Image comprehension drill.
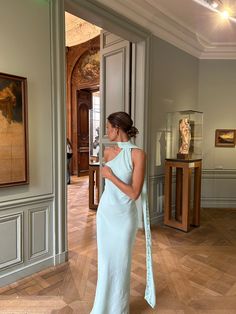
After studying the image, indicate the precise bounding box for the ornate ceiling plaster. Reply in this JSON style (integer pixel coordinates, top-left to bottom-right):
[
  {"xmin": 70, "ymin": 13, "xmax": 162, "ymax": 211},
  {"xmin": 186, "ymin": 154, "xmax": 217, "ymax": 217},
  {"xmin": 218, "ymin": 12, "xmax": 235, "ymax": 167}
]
[{"xmin": 65, "ymin": 12, "xmax": 101, "ymax": 47}]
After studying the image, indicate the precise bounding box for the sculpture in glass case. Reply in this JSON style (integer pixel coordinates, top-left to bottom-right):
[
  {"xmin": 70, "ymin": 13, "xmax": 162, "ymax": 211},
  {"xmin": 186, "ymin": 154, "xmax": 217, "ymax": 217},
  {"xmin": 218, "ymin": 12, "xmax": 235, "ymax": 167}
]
[
  {"xmin": 166, "ymin": 110, "xmax": 203, "ymax": 161},
  {"xmin": 178, "ymin": 118, "xmax": 191, "ymax": 156}
]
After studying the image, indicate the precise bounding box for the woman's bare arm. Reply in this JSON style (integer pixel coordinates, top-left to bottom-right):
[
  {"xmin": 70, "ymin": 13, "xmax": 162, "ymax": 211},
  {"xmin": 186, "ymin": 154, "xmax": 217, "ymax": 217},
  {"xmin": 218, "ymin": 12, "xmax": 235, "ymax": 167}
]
[{"xmin": 101, "ymin": 148, "xmax": 146, "ymax": 200}]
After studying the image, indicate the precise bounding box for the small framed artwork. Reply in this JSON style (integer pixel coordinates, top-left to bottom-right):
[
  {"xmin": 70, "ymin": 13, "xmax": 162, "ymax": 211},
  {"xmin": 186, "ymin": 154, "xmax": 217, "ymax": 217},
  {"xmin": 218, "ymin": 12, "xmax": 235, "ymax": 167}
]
[
  {"xmin": 215, "ymin": 129, "xmax": 236, "ymax": 147},
  {"xmin": 0, "ymin": 72, "xmax": 28, "ymax": 187}
]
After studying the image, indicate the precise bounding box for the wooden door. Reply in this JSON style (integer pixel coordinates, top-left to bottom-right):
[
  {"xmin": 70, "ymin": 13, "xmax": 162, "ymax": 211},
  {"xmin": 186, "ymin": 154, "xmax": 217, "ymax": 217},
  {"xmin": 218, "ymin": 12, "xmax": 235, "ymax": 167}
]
[{"xmin": 77, "ymin": 89, "xmax": 92, "ymax": 176}]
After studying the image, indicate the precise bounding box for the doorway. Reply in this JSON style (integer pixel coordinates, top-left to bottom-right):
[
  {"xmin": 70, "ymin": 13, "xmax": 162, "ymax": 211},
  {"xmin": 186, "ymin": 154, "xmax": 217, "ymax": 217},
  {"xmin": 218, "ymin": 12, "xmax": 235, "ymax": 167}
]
[
  {"xmin": 51, "ymin": 0, "xmax": 151, "ymax": 262},
  {"xmin": 65, "ymin": 13, "xmax": 137, "ymax": 245}
]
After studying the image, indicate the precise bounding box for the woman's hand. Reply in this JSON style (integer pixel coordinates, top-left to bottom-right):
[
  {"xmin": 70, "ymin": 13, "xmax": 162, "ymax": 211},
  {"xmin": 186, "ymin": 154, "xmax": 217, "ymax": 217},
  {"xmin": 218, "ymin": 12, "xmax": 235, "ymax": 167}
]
[{"xmin": 101, "ymin": 165, "xmax": 113, "ymax": 180}]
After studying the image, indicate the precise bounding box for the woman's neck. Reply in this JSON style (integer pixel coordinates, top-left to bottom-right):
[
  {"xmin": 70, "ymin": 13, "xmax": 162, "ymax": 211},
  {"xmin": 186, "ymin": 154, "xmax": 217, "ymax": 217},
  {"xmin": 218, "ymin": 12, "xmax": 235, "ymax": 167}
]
[{"xmin": 115, "ymin": 134, "xmax": 129, "ymax": 142}]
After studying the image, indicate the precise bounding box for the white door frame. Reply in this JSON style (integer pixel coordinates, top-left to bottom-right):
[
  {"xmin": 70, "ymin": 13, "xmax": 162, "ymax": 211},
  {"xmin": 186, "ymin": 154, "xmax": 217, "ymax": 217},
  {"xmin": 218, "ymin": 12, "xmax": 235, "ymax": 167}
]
[{"xmin": 50, "ymin": 0, "xmax": 151, "ymax": 262}]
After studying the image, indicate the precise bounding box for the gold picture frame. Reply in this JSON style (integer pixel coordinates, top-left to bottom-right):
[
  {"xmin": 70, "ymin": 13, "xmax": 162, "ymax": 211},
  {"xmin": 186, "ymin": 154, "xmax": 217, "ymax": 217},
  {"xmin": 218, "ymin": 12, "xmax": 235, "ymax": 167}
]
[
  {"xmin": 215, "ymin": 129, "xmax": 235, "ymax": 147},
  {"xmin": 0, "ymin": 72, "xmax": 28, "ymax": 187}
]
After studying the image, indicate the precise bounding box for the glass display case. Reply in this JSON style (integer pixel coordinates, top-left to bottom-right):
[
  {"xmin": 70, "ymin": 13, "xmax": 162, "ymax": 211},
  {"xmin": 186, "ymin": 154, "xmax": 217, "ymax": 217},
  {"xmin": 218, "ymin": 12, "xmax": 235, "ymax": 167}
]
[{"xmin": 166, "ymin": 110, "xmax": 203, "ymax": 160}]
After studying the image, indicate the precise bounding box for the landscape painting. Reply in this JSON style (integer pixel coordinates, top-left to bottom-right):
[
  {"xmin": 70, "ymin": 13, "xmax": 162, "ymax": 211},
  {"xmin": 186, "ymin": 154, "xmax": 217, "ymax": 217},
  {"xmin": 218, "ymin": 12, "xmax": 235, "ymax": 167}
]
[
  {"xmin": 215, "ymin": 129, "xmax": 235, "ymax": 147},
  {"xmin": 0, "ymin": 72, "xmax": 28, "ymax": 187}
]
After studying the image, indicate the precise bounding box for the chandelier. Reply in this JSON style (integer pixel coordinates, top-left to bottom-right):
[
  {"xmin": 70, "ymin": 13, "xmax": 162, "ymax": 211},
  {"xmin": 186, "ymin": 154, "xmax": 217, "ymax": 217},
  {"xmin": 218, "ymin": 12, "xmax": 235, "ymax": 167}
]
[{"xmin": 194, "ymin": 0, "xmax": 236, "ymax": 21}]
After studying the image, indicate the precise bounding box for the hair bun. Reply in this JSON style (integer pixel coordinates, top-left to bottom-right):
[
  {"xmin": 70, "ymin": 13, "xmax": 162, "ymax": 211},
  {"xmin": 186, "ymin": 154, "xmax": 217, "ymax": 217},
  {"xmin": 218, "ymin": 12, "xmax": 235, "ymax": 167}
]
[
  {"xmin": 107, "ymin": 111, "xmax": 139, "ymax": 138},
  {"xmin": 127, "ymin": 126, "xmax": 139, "ymax": 138}
]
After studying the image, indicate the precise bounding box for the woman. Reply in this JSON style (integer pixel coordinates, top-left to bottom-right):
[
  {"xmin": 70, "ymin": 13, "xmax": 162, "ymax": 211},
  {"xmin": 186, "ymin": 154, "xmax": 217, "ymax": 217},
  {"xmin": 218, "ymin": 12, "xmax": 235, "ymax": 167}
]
[
  {"xmin": 66, "ymin": 138, "xmax": 73, "ymax": 184},
  {"xmin": 90, "ymin": 111, "xmax": 156, "ymax": 314}
]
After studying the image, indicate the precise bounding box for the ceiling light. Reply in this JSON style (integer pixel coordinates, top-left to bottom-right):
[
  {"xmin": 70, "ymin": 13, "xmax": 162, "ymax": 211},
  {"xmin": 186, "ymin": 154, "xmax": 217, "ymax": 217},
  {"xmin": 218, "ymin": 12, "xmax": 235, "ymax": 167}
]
[
  {"xmin": 211, "ymin": 1, "xmax": 219, "ymax": 8},
  {"xmin": 221, "ymin": 9, "xmax": 230, "ymax": 19},
  {"xmin": 193, "ymin": 0, "xmax": 236, "ymax": 22}
]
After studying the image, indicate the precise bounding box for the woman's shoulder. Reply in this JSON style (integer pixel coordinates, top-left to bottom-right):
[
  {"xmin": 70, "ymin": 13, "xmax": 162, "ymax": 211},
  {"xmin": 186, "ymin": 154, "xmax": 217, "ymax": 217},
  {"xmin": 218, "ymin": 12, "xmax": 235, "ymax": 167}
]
[
  {"xmin": 104, "ymin": 147, "xmax": 110, "ymax": 160},
  {"xmin": 131, "ymin": 147, "xmax": 146, "ymax": 161}
]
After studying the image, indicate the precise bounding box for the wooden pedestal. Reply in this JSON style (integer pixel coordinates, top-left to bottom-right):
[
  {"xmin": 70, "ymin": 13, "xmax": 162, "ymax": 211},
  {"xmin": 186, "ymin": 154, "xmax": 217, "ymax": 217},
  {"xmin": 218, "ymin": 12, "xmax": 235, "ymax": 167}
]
[
  {"xmin": 89, "ymin": 163, "xmax": 100, "ymax": 210},
  {"xmin": 164, "ymin": 159, "xmax": 202, "ymax": 232}
]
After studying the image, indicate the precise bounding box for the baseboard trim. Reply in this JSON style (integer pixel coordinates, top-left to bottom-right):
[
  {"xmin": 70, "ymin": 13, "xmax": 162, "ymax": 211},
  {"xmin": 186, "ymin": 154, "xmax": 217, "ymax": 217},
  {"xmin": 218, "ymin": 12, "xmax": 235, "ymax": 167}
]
[
  {"xmin": 151, "ymin": 214, "xmax": 163, "ymax": 225},
  {"xmin": 54, "ymin": 251, "xmax": 68, "ymax": 264},
  {"xmin": 0, "ymin": 251, "xmax": 68, "ymax": 288},
  {"xmin": 0, "ymin": 256, "xmax": 55, "ymax": 287}
]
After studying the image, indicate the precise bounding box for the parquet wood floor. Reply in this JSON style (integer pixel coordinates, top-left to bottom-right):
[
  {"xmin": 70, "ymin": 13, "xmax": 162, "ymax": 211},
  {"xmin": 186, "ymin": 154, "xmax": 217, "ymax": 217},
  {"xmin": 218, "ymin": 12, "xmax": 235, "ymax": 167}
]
[{"xmin": 0, "ymin": 176, "xmax": 236, "ymax": 313}]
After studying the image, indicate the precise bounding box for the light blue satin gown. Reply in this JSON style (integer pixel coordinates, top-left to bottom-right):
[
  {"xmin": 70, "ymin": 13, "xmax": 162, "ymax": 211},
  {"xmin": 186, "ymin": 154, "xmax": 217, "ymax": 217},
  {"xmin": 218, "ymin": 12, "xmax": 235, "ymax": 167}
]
[{"xmin": 90, "ymin": 141, "xmax": 156, "ymax": 314}]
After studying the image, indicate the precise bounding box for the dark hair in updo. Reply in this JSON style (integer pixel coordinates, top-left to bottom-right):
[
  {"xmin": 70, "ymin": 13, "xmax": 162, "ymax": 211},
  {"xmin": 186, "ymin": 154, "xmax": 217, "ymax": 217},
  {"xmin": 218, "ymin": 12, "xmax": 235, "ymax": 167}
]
[{"xmin": 107, "ymin": 111, "xmax": 139, "ymax": 138}]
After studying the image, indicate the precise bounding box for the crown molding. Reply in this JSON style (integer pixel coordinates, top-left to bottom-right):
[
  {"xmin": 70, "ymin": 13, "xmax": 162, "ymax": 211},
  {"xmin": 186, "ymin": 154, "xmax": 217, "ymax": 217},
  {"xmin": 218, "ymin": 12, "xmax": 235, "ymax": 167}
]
[{"xmin": 96, "ymin": 0, "xmax": 236, "ymax": 59}]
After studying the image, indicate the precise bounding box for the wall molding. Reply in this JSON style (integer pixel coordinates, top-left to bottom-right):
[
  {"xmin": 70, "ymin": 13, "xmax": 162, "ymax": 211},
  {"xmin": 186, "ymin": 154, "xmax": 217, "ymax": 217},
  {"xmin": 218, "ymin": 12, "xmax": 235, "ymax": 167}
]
[
  {"xmin": 50, "ymin": 0, "xmax": 67, "ymax": 257},
  {"xmin": 202, "ymin": 168, "xmax": 236, "ymax": 208},
  {"xmin": 201, "ymin": 197, "xmax": 236, "ymax": 208},
  {"xmin": 96, "ymin": 0, "xmax": 236, "ymax": 59},
  {"xmin": 202, "ymin": 169, "xmax": 236, "ymax": 179},
  {"xmin": 149, "ymin": 174, "xmax": 165, "ymax": 225},
  {"xmin": 0, "ymin": 194, "xmax": 54, "ymax": 211},
  {"xmin": 0, "ymin": 212, "xmax": 23, "ymax": 271},
  {"xmin": 29, "ymin": 207, "xmax": 50, "ymax": 260}
]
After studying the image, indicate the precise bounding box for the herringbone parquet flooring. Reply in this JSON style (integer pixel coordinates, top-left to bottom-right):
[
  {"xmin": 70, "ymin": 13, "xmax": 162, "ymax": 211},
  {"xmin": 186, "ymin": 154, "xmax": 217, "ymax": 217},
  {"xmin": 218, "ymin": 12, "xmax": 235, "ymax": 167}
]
[{"xmin": 0, "ymin": 176, "xmax": 236, "ymax": 313}]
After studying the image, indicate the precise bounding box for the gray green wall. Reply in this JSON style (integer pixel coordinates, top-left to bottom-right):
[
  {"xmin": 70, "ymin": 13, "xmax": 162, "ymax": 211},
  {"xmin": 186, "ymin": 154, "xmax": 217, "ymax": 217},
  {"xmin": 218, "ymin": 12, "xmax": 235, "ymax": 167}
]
[
  {"xmin": 198, "ymin": 60, "xmax": 236, "ymax": 208},
  {"xmin": 198, "ymin": 60, "xmax": 236, "ymax": 169},
  {"xmin": 148, "ymin": 38, "xmax": 236, "ymax": 223},
  {"xmin": 148, "ymin": 36, "xmax": 199, "ymax": 223},
  {"xmin": 0, "ymin": 0, "xmax": 57, "ymax": 286}
]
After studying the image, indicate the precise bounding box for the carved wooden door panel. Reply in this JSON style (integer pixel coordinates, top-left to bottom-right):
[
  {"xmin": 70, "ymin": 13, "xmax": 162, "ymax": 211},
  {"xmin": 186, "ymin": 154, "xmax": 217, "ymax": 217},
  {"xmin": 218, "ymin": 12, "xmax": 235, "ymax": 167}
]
[{"xmin": 77, "ymin": 89, "xmax": 92, "ymax": 176}]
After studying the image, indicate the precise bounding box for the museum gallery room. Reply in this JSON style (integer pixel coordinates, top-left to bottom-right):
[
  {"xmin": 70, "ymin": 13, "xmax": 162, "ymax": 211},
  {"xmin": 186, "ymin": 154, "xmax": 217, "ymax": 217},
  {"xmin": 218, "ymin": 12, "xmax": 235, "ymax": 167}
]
[{"xmin": 0, "ymin": 0, "xmax": 236, "ymax": 313}]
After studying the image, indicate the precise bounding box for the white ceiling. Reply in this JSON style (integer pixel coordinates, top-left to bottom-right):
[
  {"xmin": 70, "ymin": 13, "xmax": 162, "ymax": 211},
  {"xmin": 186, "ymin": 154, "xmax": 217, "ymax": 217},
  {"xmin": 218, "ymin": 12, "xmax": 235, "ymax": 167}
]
[
  {"xmin": 145, "ymin": 0, "xmax": 236, "ymax": 43},
  {"xmin": 95, "ymin": 0, "xmax": 236, "ymax": 59}
]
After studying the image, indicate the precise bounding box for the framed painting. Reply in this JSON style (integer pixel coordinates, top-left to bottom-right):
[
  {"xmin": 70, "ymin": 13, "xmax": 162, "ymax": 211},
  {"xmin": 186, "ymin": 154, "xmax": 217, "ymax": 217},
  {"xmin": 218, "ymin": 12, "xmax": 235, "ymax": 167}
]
[
  {"xmin": 215, "ymin": 129, "xmax": 236, "ymax": 147},
  {"xmin": 0, "ymin": 72, "xmax": 28, "ymax": 187}
]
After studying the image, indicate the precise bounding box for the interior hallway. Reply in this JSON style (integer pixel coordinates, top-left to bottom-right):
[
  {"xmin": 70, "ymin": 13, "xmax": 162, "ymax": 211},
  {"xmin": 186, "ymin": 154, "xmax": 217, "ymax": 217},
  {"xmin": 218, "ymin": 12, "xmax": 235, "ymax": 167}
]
[{"xmin": 0, "ymin": 177, "xmax": 236, "ymax": 313}]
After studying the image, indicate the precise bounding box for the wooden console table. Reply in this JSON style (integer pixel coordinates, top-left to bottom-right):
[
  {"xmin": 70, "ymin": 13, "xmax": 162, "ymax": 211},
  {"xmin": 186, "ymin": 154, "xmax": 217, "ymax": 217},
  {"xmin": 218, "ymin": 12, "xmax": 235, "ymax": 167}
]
[
  {"xmin": 89, "ymin": 163, "xmax": 100, "ymax": 210},
  {"xmin": 164, "ymin": 159, "xmax": 202, "ymax": 232}
]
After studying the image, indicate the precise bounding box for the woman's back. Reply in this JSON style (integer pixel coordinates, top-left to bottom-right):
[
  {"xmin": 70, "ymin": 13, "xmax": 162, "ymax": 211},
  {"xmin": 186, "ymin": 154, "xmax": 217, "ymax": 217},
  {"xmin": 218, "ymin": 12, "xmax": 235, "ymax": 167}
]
[{"xmin": 101, "ymin": 145, "xmax": 136, "ymax": 208}]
